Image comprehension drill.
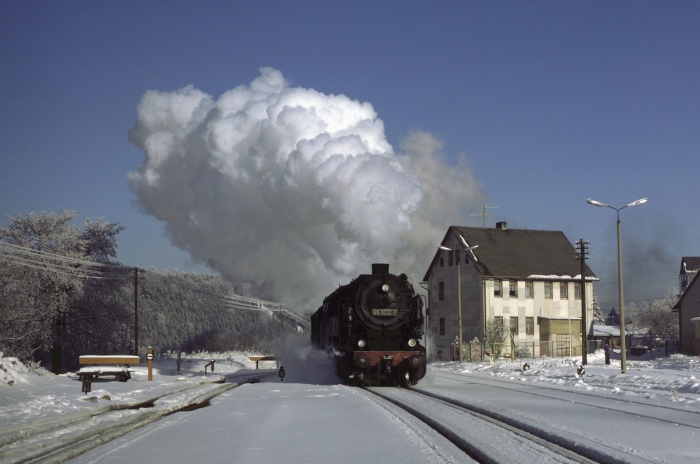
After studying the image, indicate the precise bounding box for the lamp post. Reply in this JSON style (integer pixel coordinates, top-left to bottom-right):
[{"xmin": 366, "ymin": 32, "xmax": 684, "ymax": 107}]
[
  {"xmin": 586, "ymin": 197, "xmax": 648, "ymax": 373},
  {"xmin": 438, "ymin": 243, "xmax": 478, "ymax": 363}
]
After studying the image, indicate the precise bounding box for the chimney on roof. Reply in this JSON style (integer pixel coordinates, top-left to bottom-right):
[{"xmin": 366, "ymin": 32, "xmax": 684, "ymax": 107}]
[{"xmin": 496, "ymin": 221, "xmax": 508, "ymax": 230}]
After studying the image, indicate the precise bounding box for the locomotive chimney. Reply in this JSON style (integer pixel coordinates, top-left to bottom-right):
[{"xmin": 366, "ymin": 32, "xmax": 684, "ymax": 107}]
[{"xmin": 372, "ymin": 263, "xmax": 389, "ymax": 274}]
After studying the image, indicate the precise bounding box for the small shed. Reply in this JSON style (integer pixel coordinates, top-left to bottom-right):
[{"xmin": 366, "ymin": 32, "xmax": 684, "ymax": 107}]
[{"xmin": 591, "ymin": 324, "xmax": 623, "ymax": 349}]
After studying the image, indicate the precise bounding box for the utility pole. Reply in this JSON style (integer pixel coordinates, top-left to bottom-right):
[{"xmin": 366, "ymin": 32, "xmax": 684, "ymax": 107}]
[
  {"xmin": 134, "ymin": 267, "xmax": 139, "ymax": 357},
  {"xmin": 576, "ymin": 240, "xmax": 589, "ymax": 365}
]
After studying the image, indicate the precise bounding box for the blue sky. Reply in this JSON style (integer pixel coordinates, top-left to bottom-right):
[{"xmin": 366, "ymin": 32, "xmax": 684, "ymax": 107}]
[{"xmin": 1, "ymin": 1, "xmax": 698, "ymax": 311}]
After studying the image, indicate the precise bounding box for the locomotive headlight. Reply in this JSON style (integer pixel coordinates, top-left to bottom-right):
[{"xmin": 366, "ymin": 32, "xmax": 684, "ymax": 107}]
[
  {"xmin": 357, "ymin": 339, "xmax": 367, "ymax": 348},
  {"xmin": 381, "ymin": 283, "xmax": 390, "ymax": 293},
  {"xmin": 408, "ymin": 339, "xmax": 417, "ymax": 348}
]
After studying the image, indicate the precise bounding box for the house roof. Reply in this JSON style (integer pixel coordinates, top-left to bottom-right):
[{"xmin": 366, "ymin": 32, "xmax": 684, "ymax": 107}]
[
  {"xmin": 592, "ymin": 325, "xmax": 623, "ymax": 337},
  {"xmin": 674, "ymin": 265, "xmax": 700, "ymax": 310},
  {"xmin": 424, "ymin": 225, "xmax": 598, "ymax": 281}
]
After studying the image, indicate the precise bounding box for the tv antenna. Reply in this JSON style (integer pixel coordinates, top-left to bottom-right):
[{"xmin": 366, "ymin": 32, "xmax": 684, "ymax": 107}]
[{"xmin": 470, "ymin": 204, "xmax": 498, "ymax": 227}]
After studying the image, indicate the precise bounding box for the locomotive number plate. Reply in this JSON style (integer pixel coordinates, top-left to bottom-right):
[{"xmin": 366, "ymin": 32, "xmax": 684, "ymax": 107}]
[{"xmin": 372, "ymin": 308, "xmax": 397, "ymax": 317}]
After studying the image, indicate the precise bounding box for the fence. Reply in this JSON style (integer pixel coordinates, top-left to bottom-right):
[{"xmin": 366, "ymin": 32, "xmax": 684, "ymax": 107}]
[
  {"xmin": 450, "ymin": 339, "xmax": 693, "ymax": 364},
  {"xmin": 660, "ymin": 340, "xmax": 697, "ymax": 357}
]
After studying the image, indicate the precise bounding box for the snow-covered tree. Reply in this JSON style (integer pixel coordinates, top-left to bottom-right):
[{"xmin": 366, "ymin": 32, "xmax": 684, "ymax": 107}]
[
  {"xmin": 0, "ymin": 210, "xmax": 125, "ymax": 372},
  {"xmin": 631, "ymin": 288, "xmax": 679, "ymax": 341},
  {"xmin": 592, "ymin": 288, "xmax": 605, "ymax": 324},
  {"xmin": 484, "ymin": 318, "xmax": 509, "ymax": 356}
]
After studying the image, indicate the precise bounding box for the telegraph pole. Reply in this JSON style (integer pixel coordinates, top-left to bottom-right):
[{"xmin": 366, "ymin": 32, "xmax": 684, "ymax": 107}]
[
  {"xmin": 576, "ymin": 240, "xmax": 589, "ymax": 365},
  {"xmin": 134, "ymin": 267, "xmax": 139, "ymax": 357}
]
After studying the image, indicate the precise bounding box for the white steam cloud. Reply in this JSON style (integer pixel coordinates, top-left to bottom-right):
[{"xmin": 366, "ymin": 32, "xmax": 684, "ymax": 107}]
[{"xmin": 128, "ymin": 68, "xmax": 485, "ymax": 310}]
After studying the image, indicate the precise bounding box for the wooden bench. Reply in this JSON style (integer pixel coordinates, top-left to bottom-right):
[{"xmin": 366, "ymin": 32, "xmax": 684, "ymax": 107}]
[
  {"xmin": 249, "ymin": 356, "xmax": 278, "ymax": 369},
  {"xmin": 78, "ymin": 355, "xmax": 140, "ymax": 383}
]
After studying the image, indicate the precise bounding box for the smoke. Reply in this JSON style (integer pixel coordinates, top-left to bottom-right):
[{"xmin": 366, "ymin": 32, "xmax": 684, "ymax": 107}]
[
  {"xmin": 593, "ymin": 213, "xmax": 683, "ymax": 311},
  {"xmin": 275, "ymin": 334, "xmax": 342, "ymax": 385},
  {"xmin": 128, "ymin": 68, "xmax": 485, "ymax": 310}
]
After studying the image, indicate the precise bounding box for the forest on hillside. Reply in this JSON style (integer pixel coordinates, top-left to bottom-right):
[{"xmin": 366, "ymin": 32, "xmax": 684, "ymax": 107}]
[{"xmin": 0, "ymin": 210, "xmax": 299, "ymax": 374}]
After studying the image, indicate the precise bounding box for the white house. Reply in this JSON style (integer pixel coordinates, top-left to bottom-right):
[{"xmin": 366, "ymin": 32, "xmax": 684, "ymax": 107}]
[{"xmin": 423, "ymin": 222, "xmax": 597, "ymax": 360}]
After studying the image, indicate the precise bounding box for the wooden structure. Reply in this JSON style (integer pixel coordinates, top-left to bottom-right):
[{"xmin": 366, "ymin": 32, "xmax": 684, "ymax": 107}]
[
  {"xmin": 249, "ymin": 356, "xmax": 278, "ymax": 369},
  {"xmin": 78, "ymin": 355, "xmax": 140, "ymax": 383}
]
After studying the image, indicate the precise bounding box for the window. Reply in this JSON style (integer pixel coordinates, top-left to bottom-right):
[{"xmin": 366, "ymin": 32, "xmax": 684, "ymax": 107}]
[
  {"xmin": 440, "ymin": 257, "xmax": 444, "ymax": 267},
  {"xmin": 439, "ymin": 317, "xmax": 445, "ymax": 336},
  {"xmin": 455, "ymin": 250, "xmax": 460, "ymax": 265},
  {"xmin": 526, "ymin": 317, "xmax": 534, "ymax": 335},
  {"xmin": 574, "ymin": 282, "xmax": 581, "ymax": 299},
  {"xmin": 509, "ymin": 281, "xmax": 517, "ymax": 297},
  {"xmin": 494, "ymin": 279, "xmax": 502, "ymax": 297},
  {"xmin": 510, "ymin": 316, "xmax": 518, "ymax": 335},
  {"xmin": 525, "ymin": 281, "xmax": 533, "ymax": 298},
  {"xmin": 544, "ymin": 281, "xmax": 553, "ymax": 299},
  {"xmin": 438, "ymin": 282, "xmax": 445, "ymax": 301},
  {"xmin": 494, "ymin": 316, "xmax": 504, "ymax": 333},
  {"xmin": 448, "ymin": 250, "xmax": 453, "ymax": 266},
  {"xmin": 560, "ymin": 282, "xmax": 568, "ymax": 299}
]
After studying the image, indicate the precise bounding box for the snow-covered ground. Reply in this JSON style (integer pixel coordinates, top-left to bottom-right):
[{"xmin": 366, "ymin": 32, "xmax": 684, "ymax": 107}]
[
  {"xmin": 1, "ymin": 348, "xmax": 699, "ymax": 463},
  {"xmin": 0, "ymin": 351, "xmax": 267, "ymax": 428},
  {"xmin": 428, "ymin": 352, "xmax": 700, "ymax": 463},
  {"xmin": 435, "ymin": 349, "xmax": 700, "ymax": 406}
]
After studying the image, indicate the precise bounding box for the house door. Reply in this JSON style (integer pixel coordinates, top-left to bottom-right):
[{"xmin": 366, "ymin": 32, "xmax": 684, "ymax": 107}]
[{"xmin": 554, "ymin": 334, "xmax": 571, "ymax": 357}]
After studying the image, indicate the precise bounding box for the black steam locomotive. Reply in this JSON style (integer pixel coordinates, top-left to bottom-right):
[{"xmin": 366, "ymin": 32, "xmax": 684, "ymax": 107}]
[{"xmin": 311, "ymin": 264, "xmax": 426, "ymax": 387}]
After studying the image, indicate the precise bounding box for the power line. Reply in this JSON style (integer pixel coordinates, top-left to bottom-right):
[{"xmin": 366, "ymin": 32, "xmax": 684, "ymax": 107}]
[
  {"xmin": 0, "ymin": 242, "xmax": 133, "ymax": 280},
  {"xmin": 0, "ymin": 242, "xmax": 130, "ymax": 270},
  {"xmin": 587, "ymin": 243, "xmax": 678, "ymax": 266}
]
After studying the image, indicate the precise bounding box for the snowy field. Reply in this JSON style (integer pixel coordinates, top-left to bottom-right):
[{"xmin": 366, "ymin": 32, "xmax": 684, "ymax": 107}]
[
  {"xmin": 1, "ymin": 348, "xmax": 699, "ymax": 463},
  {"xmin": 434, "ymin": 349, "xmax": 700, "ymax": 406}
]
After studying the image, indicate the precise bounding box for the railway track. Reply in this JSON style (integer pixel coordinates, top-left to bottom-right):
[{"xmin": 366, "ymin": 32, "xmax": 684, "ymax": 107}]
[
  {"xmin": 364, "ymin": 385, "xmax": 660, "ymax": 464},
  {"xmin": 0, "ymin": 371, "xmax": 274, "ymax": 464},
  {"xmin": 430, "ymin": 370, "xmax": 700, "ymax": 430}
]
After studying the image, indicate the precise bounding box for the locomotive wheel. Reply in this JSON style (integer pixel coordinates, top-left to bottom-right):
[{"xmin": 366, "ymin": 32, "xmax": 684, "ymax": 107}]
[{"xmin": 392, "ymin": 369, "xmax": 411, "ymax": 388}]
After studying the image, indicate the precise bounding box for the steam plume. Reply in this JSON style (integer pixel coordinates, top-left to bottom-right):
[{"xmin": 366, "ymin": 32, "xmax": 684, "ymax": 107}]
[{"xmin": 128, "ymin": 68, "xmax": 485, "ymax": 310}]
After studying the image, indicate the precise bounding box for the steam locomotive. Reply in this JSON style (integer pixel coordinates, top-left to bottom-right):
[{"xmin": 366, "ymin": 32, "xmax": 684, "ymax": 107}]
[{"xmin": 311, "ymin": 264, "xmax": 426, "ymax": 387}]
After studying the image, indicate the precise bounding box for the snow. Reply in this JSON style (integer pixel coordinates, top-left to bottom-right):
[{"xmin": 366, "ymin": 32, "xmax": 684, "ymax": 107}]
[
  {"xmin": 526, "ymin": 274, "xmax": 599, "ymax": 281},
  {"xmin": 2, "ymin": 349, "xmax": 699, "ymax": 463},
  {"xmin": 592, "ymin": 325, "xmax": 622, "ymax": 336}
]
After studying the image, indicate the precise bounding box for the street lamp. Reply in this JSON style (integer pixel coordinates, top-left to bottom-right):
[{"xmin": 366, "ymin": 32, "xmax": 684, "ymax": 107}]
[
  {"xmin": 438, "ymin": 242, "xmax": 478, "ymax": 363},
  {"xmin": 586, "ymin": 197, "xmax": 648, "ymax": 373}
]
